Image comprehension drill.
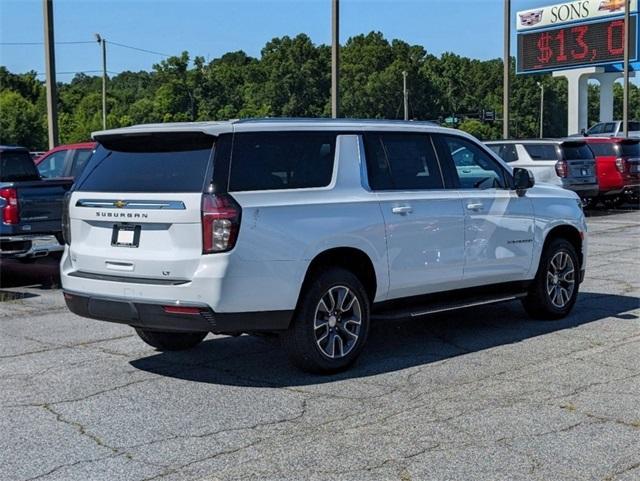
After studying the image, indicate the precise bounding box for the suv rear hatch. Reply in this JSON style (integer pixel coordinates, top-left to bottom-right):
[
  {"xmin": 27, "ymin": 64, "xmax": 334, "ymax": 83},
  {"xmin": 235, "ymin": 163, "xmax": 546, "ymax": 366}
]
[
  {"xmin": 68, "ymin": 132, "xmax": 215, "ymax": 282},
  {"xmin": 619, "ymin": 140, "xmax": 640, "ymax": 182},
  {"xmin": 558, "ymin": 141, "xmax": 597, "ymax": 185}
]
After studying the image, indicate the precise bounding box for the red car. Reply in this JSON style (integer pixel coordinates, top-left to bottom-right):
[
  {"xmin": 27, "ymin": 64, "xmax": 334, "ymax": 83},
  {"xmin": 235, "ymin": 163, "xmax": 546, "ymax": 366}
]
[
  {"xmin": 34, "ymin": 142, "xmax": 96, "ymax": 180},
  {"xmin": 584, "ymin": 137, "xmax": 640, "ymax": 206}
]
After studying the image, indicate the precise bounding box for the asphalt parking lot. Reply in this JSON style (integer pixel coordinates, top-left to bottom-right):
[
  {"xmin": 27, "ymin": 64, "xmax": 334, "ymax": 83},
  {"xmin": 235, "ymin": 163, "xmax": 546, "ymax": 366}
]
[{"xmin": 1, "ymin": 207, "xmax": 639, "ymax": 481}]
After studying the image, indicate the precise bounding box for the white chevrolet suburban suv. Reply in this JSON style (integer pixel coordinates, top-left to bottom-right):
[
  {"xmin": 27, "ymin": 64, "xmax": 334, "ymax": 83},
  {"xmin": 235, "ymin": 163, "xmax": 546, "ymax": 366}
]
[{"xmin": 61, "ymin": 119, "xmax": 587, "ymax": 373}]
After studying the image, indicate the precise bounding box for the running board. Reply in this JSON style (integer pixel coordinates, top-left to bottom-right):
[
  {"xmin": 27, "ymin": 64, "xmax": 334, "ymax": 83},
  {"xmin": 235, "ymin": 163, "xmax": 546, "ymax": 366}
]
[{"xmin": 371, "ymin": 292, "xmax": 528, "ymax": 321}]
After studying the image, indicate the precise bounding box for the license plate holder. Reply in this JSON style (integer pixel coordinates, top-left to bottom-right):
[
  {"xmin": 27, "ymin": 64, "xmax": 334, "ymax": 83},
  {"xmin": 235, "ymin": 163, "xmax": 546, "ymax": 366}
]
[{"xmin": 111, "ymin": 224, "xmax": 141, "ymax": 248}]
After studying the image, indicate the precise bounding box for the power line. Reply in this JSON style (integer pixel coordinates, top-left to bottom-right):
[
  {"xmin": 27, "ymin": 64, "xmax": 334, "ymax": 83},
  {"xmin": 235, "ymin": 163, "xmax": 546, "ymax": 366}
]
[
  {"xmin": 0, "ymin": 41, "xmax": 94, "ymax": 45},
  {"xmin": 34, "ymin": 70, "xmax": 121, "ymax": 76},
  {"xmin": 106, "ymin": 40, "xmax": 171, "ymax": 57},
  {"xmin": 1, "ymin": 40, "xmax": 173, "ymax": 58}
]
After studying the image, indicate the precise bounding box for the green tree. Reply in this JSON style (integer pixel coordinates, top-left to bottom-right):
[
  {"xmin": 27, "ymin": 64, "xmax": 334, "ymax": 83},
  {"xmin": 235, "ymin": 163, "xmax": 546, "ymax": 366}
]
[
  {"xmin": 0, "ymin": 90, "xmax": 45, "ymax": 148},
  {"xmin": 459, "ymin": 119, "xmax": 494, "ymax": 140}
]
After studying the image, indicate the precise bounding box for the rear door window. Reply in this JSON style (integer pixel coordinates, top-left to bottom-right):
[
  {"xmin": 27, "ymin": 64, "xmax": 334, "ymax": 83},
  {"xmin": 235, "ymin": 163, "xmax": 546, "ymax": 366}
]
[
  {"xmin": 76, "ymin": 133, "xmax": 214, "ymax": 193},
  {"xmin": 363, "ymin": 133, "xmax": 444, "ymax": 190},
  {"xmin": 561, "ymin": 143, "xmax": 594, "ymax": 160},
  {"xmin": 487, "ymin": 143, "xmax": 518, "ymax": 163},
  {"xmin": 523, "ymin": 144, "xmax": 559, "ymax": 161},
  {"xmin": 0, "ymin": 151, "xmax": 40, "ymax": 182},
  {"xmin": 228, "ymin": 132, "xmax": 335, "ymax": 191},
  {"xmin": 629, "ymin": 122, "xmax": 640, "ymax": 131}
]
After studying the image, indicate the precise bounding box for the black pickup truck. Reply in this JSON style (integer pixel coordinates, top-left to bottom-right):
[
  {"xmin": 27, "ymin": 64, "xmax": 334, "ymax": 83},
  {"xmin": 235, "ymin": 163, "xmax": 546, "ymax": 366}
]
[{"xmin": 0, "ymin": 145, "xmax": 73, "ymax": 259}]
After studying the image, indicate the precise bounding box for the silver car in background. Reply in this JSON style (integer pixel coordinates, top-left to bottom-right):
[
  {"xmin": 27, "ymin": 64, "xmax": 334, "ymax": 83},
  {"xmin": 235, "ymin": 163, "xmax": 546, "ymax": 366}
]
[{"xmin": 486, "ymin": 139, "xmax": 599, "ymax": 201}]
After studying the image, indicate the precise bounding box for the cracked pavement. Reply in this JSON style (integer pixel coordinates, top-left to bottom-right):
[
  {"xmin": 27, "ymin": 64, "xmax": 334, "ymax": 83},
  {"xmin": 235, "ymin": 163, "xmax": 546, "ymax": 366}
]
[{"xmin": 1, "ymin": 207, "xmax": 639, "ymax": 481}]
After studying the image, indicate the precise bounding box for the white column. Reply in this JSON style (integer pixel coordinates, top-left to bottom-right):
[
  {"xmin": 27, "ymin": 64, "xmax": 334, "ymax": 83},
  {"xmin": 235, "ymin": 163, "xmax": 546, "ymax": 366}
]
[
  {"xmin": 554, "ymin": 67, "xmax": 603, "ymax": 136},
  {"xmin": 592, "ymin": 73, "xmax": 622, "ymax": 122}
]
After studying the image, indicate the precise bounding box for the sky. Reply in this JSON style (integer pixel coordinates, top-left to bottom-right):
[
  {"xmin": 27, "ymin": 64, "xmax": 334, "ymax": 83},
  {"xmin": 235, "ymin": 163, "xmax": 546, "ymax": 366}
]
[
  {"xmin": 0, "ymin": 0, "xmax": 553, "ymax": 79},
  {"xmin": 0, "ymin": 0, "xmax": 640, "ymax": 85}
]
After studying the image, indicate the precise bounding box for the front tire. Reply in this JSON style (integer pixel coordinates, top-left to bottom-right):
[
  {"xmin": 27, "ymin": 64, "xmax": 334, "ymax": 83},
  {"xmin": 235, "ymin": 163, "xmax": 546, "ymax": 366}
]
[
  {"xmin": 282, "ymin": 268, "xmax": 370, "ymax": 374},
  {"xmin": 522, "ymin": 238, "xmax": 580, "ymax": 320},
  {"xmin": 135, "ymin": 328, "xmax": 207, "ymax": 351}
]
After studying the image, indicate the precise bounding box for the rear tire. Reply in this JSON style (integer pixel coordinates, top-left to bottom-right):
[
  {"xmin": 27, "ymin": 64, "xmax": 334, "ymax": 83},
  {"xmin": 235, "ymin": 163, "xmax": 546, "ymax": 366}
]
[
  {"xmin": 135, "ymin": 328, "xmax": 207, "ymax": 351},
  {"xmin": 522, "ymin": 238, "xmax": 580, "ymax": 320},
  {"xmin": 282, "ymin": 267, "xmax": 370, "ymax": 374}
]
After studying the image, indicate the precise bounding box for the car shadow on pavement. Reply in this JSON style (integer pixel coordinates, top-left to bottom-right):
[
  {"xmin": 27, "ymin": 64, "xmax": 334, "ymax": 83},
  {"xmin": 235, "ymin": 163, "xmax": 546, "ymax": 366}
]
[
  {"xmin": 0, "ymin": 254, "xmax": 61, "ymax": 290},
  {"xmin": 130, "ymin": 291, "xmax": 639, "ymax": 387}
]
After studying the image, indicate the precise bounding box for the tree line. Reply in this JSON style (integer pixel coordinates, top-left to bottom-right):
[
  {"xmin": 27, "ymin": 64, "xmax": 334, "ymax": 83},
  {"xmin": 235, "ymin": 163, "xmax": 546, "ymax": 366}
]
[{"xmin": 1, "ymin": 31, "xmax": 639, "ymax": 150}]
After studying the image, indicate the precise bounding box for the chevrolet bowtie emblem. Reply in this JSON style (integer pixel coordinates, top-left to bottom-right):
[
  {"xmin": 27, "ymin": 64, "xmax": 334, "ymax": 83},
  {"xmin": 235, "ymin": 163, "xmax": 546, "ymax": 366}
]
[{"xmin": 114, "ymin": 200, "xmax": 127, "ymax": 208}]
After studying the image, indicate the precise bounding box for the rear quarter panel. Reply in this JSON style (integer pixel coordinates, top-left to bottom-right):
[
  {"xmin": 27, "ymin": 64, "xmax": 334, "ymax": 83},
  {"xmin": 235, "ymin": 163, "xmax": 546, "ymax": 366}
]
[{"xmin": 225, "ymin": 134, "xmax": 389, "ymax": 311}]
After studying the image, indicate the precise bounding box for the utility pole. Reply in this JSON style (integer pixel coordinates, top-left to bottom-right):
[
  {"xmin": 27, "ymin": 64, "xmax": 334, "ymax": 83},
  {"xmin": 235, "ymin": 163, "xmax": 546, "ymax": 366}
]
[
  {"xmin": 95, "ymin": 33, "xmax": 107, "ymax": 130},
  {"xmin": 402, "ymin": 71, "xmax": 408, "ymax": 121},
  {"xmin": 623, "ymin": 0, "xmax": 630, "ymax": 138},
  {"xmin": 537, "ymin": 82, "xmax": 544, "ymax": 138},
  {"xmin": 43, "ymin": 0, "xmax": 58, "ymax": 148},
  {"xmin": 331, "ymin": 0, "xmax": 339, "ymax": 118},
  {"xmin": 503, "ymin": 0, "xmax": 510, "ymax": 139}
]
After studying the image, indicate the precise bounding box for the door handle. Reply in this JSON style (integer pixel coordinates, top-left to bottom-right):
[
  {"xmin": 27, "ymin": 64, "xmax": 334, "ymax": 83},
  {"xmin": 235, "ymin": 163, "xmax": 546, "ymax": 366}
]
[
  {"xmin": 466, "ymin": 202, "xmax": 484, "ymax": 211},
  {"xmin": 392, "ymin": 205, "xmax": 413, "ymax": 215}
]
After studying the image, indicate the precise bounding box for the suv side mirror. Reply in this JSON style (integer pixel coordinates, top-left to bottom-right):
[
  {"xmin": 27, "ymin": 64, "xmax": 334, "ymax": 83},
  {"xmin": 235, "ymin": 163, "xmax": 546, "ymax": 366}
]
[
  {"xmin": 581, "ymin": 128, "xmax": 587, "ymax": 136},
  {"xmin": 513, "ymin": 167, "xmax": 534, "ymax": 195}
]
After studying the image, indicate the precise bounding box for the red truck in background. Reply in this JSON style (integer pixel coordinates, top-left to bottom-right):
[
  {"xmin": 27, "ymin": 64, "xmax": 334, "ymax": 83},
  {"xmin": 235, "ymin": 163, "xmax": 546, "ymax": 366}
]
[
  {"xmin": 34, "ymin": 142, "xmax": 96, "ymax": 180},
  {"xmin": 584, "ymin": 137, "xmax": 640, "ymax": 207}
]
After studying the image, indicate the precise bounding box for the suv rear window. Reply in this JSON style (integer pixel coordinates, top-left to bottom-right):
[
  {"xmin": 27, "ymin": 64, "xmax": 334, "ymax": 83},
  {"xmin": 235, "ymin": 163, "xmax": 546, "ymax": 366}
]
[
  {"xmin": 523, "ymin": 144, "xmax": 559, "ymax": 160},
  {"xmin": 228, "ymin": 132, "xmax": 335, "ymax": 191},
  {"xmin": 76, "ymin": 133, "xmax": 213, "ymax": 193},
  {"xmin": 588, "ymin": 143, "xmax": 617, "ymax": 157},
  {"xmin": 561, "ymin": 143, "xmax": 594, "ymax": 160},
  {"xmin": 0, "ymin": 151, "xmax": 40, "ymax": 182},
  {"xmin": 620, "ymin": 141, "xmax": 640, "ymax": 157}
]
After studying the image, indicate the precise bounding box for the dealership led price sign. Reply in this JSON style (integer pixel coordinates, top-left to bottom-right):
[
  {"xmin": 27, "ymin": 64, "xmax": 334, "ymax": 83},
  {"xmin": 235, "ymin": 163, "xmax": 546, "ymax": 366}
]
[
  {"xmin": 518, "ymin": 16, "xmax": 637, "ymax": 72},
  {"xmin": 516, "ymin": 0, "xmax": 639, "ymax": 74}
]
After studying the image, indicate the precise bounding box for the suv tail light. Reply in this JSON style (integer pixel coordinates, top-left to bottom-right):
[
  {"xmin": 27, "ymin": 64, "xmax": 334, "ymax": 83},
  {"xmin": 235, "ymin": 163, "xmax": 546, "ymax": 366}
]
[
  {"xmin": 615, "ymin": 157, "xmax": 626, "ymax": 173},
  {"xmin": 61, "ymin": 191, "xmax": 71, "ymax": 245},
  {"xmin": 0, "ymin": 188, "xmax": 19, "ymax": 225},
  {"xmin": 555, "ymin": 160, "xmax": 569, "ymax": 178},
  {"xmin": 201, "ymin": 193, "xmax": 241, "ymax": 253}
]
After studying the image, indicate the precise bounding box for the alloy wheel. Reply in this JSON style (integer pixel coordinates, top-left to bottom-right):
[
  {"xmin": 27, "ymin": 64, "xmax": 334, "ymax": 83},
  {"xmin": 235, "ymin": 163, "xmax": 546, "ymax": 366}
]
[
  {"xmin": 313, "ymin": 285, "xmax": 362, "ymax": 359},
  {"xmin": 546, "ymin": 251, "xmax": 575, "ymax": 309}
]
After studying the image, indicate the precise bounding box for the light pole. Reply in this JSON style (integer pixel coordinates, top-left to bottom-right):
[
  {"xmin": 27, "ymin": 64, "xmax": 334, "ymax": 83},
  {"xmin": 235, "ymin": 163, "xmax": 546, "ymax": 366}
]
[
  {"xmin": 402, "ymin": 71, "xmax": 408, "ymax": 121},
  {"xmin": 331, "ymin": 0, "xmax": 339, "ymax": 118},
  {"xmin": 43, "ymin": 0, "xmax": 58, "ymax": 148},
  {"xmin": 95, "ymin": 33, "xmax": 107, "ymax": 130},
  {"xmin": 623, "ymin": 0, "xmax": 630, "ymax": 138},
  {"xmin": 503, "ymin": 0, "xmax": 510, "ymax": 139},
  {"xmin": 537, "ymin": 82, "xmax": 544, "ymax": 138}
]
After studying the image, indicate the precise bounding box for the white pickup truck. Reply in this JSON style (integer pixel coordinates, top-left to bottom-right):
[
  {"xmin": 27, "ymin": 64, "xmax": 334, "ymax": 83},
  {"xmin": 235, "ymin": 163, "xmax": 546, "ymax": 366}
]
[{"xmin": 61, "ymin": 119, "xmax": 587, "ymax": 373}]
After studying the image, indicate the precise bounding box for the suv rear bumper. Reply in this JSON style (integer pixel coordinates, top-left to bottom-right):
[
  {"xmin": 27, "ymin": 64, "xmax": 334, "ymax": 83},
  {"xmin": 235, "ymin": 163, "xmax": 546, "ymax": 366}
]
[
  {"xmin": 599, "ymin": 183, "xmax": 640, "ymax": 196},
  {"xmin": 63, "ymin": 290, "xmax": 293, "ymax": 334},
  {"xmin": 561, "ymin": 182, "xmax": 599, "ymax": 198}
]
